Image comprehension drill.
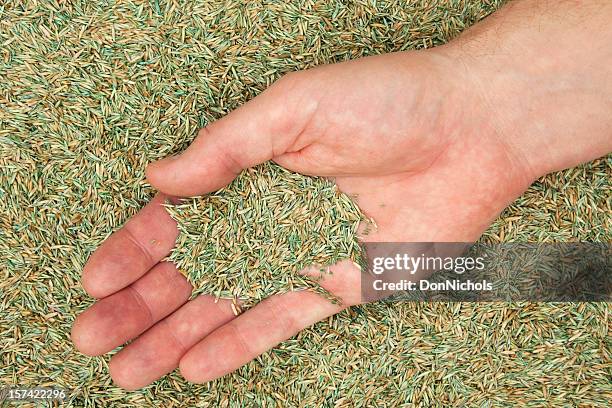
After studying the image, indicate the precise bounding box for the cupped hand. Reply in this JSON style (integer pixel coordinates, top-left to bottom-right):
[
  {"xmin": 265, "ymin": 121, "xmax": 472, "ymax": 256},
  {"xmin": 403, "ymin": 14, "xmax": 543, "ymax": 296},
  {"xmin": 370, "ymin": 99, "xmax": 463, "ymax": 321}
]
[{"xmin": 71, "ymin": 49, "xmax": 533, "ymax": 389}]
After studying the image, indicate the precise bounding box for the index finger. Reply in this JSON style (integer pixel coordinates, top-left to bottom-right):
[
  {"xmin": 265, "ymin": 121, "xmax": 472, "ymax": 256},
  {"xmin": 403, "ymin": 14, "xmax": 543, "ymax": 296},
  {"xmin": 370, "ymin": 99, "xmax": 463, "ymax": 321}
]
[{"xmin": 81, "ymin": 193, "xmax": 179, "ymax": 298}]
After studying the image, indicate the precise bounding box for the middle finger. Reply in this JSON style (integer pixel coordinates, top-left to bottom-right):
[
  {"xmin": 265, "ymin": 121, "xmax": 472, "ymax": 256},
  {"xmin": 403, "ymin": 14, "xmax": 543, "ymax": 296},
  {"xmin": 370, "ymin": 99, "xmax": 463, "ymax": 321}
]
[{"xmin": 71, "ymin": 262, "xmax": 192, "ymax": 356}]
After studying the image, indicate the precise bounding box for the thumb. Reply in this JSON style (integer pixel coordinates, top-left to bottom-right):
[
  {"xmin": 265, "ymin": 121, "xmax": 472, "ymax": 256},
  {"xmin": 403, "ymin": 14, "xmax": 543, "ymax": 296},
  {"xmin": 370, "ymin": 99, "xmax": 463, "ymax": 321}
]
[{"xmin": 146, "ymin": 73, "xmax": 313, "ymax": 197}]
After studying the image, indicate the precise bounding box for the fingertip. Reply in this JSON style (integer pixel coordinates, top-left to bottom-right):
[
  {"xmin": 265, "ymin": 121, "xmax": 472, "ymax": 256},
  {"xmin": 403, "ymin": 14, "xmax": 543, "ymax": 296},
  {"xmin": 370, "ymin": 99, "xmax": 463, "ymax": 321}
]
[
  {"xmin": 71, "ymin": 313, "xmax": 102, "ymax": 357},
  {"xmin": 178, "ymin": 357, "xmax": 197, "ymax": 383},
  {"xmin": 109, "ymin": 355, "xmax": 141, "ymax": 391},
  {"xmin": 146, "ymin": 156, "xmax": 206, "ymax": 197},
  {"xmin": 178, "ymin": 356, "xmax": 209, "ymax": 384},
  {"xmin": 80, "ymin": 218, "xmax": 170, "ymax": 299},
  {"xmin": 145, "ymin": 156, "xmax": 178, "ymax": 194},
  {"xmin": 81, "ymin": 251, "xmax": 135, "ymax": 299},
  {"xmin": 81, "ymin": 262, "xmax": 109, "ymax": 299}
]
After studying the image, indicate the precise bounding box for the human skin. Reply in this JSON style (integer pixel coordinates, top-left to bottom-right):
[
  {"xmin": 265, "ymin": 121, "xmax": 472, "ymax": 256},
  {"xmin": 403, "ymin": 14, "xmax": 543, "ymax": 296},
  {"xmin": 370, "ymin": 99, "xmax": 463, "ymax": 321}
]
[{"xmin": 71, "ymin": 0, "xmax": 612, "ymax": 389}]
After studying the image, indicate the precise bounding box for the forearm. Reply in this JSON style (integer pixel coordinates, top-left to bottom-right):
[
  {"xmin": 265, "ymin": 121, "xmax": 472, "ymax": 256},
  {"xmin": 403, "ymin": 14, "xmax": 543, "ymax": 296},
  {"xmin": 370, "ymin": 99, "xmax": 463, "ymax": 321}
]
[{"xmin": 444, "ymin": 0, "xmax": 612, "ymax": 180}]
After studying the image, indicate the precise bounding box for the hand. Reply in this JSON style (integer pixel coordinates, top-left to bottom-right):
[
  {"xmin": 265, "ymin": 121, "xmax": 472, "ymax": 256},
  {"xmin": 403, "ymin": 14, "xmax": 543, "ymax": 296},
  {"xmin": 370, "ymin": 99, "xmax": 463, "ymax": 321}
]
[
  {"xmin": 70, "ymin": 51, "xmax": 528, "ymax": 389},
  {"xmin": 71, "ymin": 0, "xmax": 612, "ymax": 389}
]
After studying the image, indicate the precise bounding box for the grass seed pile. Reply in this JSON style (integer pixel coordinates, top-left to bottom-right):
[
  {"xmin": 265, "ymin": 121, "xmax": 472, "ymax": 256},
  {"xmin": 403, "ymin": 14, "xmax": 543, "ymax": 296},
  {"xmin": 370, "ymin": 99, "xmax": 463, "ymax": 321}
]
[
  {"xmin": 166, "ymin": 162, "xmax": 363, "ymax": 308},
  {"xmin": 1, "ymin": 0, "xmax": 610, "ymax": 407}
]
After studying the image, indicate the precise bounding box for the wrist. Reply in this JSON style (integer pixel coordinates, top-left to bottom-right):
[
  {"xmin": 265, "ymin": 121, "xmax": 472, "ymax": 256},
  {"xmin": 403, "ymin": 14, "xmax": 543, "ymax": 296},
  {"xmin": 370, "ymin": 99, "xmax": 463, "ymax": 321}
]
[{"xmin": 440, "ymin": 0, "xmax": 612, "ymax": 181}]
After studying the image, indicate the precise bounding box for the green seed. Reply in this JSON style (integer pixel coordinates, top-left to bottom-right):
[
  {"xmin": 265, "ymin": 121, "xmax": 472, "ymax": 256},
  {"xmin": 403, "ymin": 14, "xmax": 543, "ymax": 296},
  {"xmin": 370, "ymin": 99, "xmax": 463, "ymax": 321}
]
[{"xmin": 165, "ymin": 162, "xmax": 364, "ymax": 308}]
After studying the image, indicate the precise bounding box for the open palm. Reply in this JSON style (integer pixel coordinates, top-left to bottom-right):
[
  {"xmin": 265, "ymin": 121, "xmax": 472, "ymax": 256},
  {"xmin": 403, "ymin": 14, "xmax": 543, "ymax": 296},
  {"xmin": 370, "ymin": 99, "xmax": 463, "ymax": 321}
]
[{"xmin": 71, "ymin": 50, "xmax": 531, "ymax": 389}]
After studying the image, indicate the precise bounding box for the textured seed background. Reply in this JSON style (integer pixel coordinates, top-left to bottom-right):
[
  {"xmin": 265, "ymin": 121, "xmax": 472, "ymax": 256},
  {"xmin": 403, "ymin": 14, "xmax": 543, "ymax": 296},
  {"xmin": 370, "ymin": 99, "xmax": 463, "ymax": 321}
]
[{"xmin": 0, "ymin": 0, "xmax": 610, "ymax": 407}]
